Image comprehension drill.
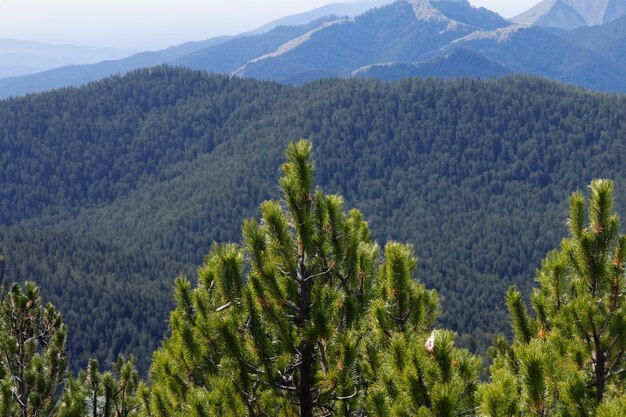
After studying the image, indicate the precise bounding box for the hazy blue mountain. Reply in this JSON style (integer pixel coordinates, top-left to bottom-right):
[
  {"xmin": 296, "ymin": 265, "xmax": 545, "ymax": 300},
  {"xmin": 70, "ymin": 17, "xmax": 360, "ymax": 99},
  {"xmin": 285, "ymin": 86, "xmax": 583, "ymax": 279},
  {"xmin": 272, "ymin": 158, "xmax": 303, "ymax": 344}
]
[
  {"xmin": 442, "ymin": 24, "xmax": 626, "ymax": 92},
  {"xmin": 229, "ymin": 0, "xmax": 624, "ymax": 91},
  {"xmin": 0, "ymin": 36, "xmax": 237, "ymax": 99},
  {"xmin": 604, "ymin": 0, "xmax": 626, "ymax": 22},
  {"xmin": 511, "ymin": 0, "xmax": 587, "ymax": 29},
  {"xmin": 353, "ymin": 48, "xmax": 511, "ymax": 80},
  {"xmin": 0, "ymin": 0, "xmax": 391, "ymax": 99},
  {"xmin": 1, "ymin": 0, "xmax": 625, "ymax": 97},
  {"xmin": 511, "ymin": 0, "xmax": 626, "ymax": 29},
  {"xmin": 236, "ymin": 0, "xmax": 507, "ymax": 83},
  {"xmin": 0, "ymin": 39, "xmax": 137, "ymax": 79},
  {"xmin": 563, "ymin": 15, "xmax": 626, "ymax": 68},
  {"xmin": 170, "ymin": 18, "xmax": 338, "ymax": 74}
]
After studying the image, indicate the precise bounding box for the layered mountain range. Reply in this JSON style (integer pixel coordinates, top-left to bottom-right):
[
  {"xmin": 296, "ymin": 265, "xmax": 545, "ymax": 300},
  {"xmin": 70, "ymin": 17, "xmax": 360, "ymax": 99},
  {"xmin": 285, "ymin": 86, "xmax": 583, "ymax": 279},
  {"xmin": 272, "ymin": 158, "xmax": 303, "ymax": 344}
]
[{"xmin": 0, "ymin": 0, "xmax": 624, "ymax": 98}]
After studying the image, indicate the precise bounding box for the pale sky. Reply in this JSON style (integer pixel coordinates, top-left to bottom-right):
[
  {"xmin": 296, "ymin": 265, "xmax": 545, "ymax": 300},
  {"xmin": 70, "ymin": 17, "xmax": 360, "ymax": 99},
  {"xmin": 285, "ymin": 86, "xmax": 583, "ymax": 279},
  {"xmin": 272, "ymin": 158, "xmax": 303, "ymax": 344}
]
[{"xmin": 0, "ymin": 0, "xmax": 540, "ymax": 50}]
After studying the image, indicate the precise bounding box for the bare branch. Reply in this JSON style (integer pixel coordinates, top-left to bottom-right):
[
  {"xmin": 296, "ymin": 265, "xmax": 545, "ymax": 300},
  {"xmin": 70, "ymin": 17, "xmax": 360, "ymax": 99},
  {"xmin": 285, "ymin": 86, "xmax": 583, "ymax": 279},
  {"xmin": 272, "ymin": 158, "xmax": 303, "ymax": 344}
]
[{"xmin": 216, "ymin": 301, "xmax": 231, "ymax": 312}]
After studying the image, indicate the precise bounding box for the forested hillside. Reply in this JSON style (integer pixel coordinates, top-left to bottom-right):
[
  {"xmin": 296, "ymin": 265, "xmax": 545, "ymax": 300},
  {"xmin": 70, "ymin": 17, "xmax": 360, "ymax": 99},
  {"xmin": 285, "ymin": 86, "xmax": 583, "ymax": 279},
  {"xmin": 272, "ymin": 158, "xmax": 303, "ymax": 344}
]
[
  {"xmin": 1, "ymin": 67, "xmax": 625, "ymax": 371},
  {"xmin": 0, "ymin": 225, "xmax": 191, "ymax": 373}
]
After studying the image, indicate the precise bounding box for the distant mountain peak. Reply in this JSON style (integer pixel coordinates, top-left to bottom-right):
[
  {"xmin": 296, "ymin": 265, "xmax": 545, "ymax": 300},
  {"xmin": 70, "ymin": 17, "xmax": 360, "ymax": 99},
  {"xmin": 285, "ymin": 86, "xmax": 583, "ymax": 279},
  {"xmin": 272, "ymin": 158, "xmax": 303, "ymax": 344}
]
[
  {"xmin": 406, "ymin": 0, "xmax": 449, "ymax": 22},
  {"xmin": 405, "ymin": 0, "xmax": 504, "ymax": 32},
  {"xmin": 405, "ymin": 0, "xmax": 476, "ymax": 33},
  {"xmin": 512, "ymin": 0, "xmax": 626, "ymax": 29}
]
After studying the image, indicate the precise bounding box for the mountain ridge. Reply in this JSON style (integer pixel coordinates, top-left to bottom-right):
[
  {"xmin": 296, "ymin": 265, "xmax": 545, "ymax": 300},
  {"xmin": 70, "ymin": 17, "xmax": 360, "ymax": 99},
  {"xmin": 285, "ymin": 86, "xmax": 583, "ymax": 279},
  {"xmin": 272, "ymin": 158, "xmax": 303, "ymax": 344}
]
[
  {"xmin": 232, "ymin": 0, "xmax": 625, "ymax": 91},
  {"xmin": 0, "ymin": 39, "xmax": 137, "ymax": 79},
  {"xmin": 352, "ymin": 48, "xmax": 511, "ymax": 79},
  {"xmin": 563, "ymin": 15, "xmax": 626, "ymax": 68},
  {"xmin": 0, "ymin": 0, "xmax": 625, "ymax": 97},
  {"xmin": 0, "ymin": 0, "xmax": 390, "ymax": 98}
]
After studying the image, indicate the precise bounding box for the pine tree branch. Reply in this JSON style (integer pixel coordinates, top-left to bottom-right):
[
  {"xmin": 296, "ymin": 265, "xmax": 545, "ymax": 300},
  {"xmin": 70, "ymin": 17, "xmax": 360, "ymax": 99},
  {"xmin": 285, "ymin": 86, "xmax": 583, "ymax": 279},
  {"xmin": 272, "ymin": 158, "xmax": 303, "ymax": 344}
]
[
  {"xmin": 236, "ymin": 380, "xmax": 260, "ymax": 417},
  {"xmin": 591, "ymin": 238, "xmax": 600, "ymax": 298},
  {"xmin": 284, "ymin": 359, "xmax": 304, "ymax": 374},
  {"xmin": 598, "ymin": 311, "xmax": 613, "ymax": 336},
  {"xmin": 22, "ymin": 331, "xmax": 49, "ymax": 346},
  {"xmin": 572, "ymin": 311, "xmax": 593, "ymax": 351},
  {"xmin": 461, "ymin": 381, "xmax": 478, "ymax": 400},
  {"xmin": 4, "ymin": 352, "xmax": 18, "ymax": 385},
  {"xmin": 605, "ymin": 348, "xmax": 625, "ymax": 379},
  {"xmin": 334, "ymin": 388, "xmax": 358, "ymax": 400},
  {"xmin": 244, "ymin": 362, "xmax": 266, "ymax": 375},
  {"xmin": 318, "ymin": 341, "xmax": 329, "ymax": 376},
  {"xmin": 270, "ymin": 380, "xmax": 298, "ymax": 392},
  {"xmin": 215, "ymin": 301, "xmax": 231, "ymax": 312},
  {"xmin": 276, "ymin": 244, "xmax": 296, "ymax": 277},
  {"xmin": 305, "ymin": 266, "xmax": 334, "ymax": 282},
  {"xmin": 606, "ymin": 334, "xmax": 621, "ymax": 356},
  {"xmin": 276, "ymin": 265, "xmax": 293, "ymax": 279},
  {"xmin": 336, "ymin": 271, "xmax": 353, "ymax": 297},
  {"xmin": 283, "ymin": 299, "xmax": 301, "ymax": 313},
  {"xmin": 459, "ymin": 406, "xmax": 480, "ymax": 416},
  {"xmin": 315, "ymin": 398, "xmax": 336, "ymax": 416},
  {"xmin": 394, "ymin": 297, "xmax": 416, "ymax": 328},
  {"xmin": 11, "ymin": 386, "xmax": 26, "ymax": 408},
  {"xmin": 605, "ymin": 366, "xmax": 626, "ymax": 380}
]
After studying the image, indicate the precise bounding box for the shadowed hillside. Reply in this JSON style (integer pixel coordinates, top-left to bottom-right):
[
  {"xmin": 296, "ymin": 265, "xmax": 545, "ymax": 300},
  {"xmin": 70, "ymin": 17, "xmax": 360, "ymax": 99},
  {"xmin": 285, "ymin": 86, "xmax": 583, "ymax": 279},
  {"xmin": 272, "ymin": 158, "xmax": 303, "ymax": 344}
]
[{"xmin": 1, "ymin": 67, "xmax": 625, "ymax": 367}]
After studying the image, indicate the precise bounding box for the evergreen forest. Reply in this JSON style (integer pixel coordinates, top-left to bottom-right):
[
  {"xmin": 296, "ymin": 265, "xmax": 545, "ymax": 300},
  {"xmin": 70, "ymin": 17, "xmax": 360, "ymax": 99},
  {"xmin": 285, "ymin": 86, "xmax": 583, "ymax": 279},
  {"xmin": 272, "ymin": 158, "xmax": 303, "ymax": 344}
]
[
  {"xmin": 1, "ymin": 140, "xmax": 625, "ymax": 416},
  {"xmin": 0, "ymin": 68, "xmax": 625, "ymax": 414}
]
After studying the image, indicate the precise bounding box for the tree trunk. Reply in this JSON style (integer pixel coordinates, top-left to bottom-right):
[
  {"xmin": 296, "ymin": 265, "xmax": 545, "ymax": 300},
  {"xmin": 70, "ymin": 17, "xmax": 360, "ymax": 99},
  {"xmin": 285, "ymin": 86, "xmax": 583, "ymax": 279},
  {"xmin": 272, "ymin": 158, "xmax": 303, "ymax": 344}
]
[
  {"xmin": 594, "ymin": 345, "xmax": 606, "ymax": 403},
  {"xmin": 297, "ymin": 258, "xmax": 314, "ymax": 417},
  {"xmin": 92, "ymin": 385, "xmax": 98, "ymax": 417},
  {"xmin": 299, "ymin": 342, "xmax": 314, "ymax": 417}
]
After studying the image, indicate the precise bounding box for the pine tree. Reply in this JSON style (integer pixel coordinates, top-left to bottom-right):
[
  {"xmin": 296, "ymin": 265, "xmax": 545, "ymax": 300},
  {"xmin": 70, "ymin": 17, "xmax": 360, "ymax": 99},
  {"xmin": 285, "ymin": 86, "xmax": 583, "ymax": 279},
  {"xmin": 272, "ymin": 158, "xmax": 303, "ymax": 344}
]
[
  {"xmin": 0, "ymin": 281, "xmax": 68, "ymax": 417},
  {"xmin": 481, "ymin": 180, "xmax": 626, "ymax": 416},
  {"xmin": 58, "ymin": 356, "xmax": 141, "ymax": 417},
  {"xmin": 364, "ymin": 243, "xmax": 481, "ymax": 417},
  {"xmin": 145, "ymin": 140, "xmax": 480, "ymax": 417}
]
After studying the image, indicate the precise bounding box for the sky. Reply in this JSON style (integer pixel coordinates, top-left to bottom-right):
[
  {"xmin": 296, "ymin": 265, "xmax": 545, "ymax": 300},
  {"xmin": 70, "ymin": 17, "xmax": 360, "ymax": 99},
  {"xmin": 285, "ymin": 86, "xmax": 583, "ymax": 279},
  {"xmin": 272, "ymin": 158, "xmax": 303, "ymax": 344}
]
[{"xmin": 0, "ymin": 0, "xmax": 540, "ymax": 50}]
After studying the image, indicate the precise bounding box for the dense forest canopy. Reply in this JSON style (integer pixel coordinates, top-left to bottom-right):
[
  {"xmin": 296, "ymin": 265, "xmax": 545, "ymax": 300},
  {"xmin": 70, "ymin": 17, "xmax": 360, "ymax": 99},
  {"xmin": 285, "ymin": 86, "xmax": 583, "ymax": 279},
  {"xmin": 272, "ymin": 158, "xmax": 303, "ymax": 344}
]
[
  {"xmin": 0, "ymin": 226, "xmax": 191, "ymax": 373},
  {"xmin": 0, "ymin": 67, "xmax": 625, "ymax": 373},
  {"xmin": 1, "ymin": 143, "xmax": 624, "ymax": 416}
]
